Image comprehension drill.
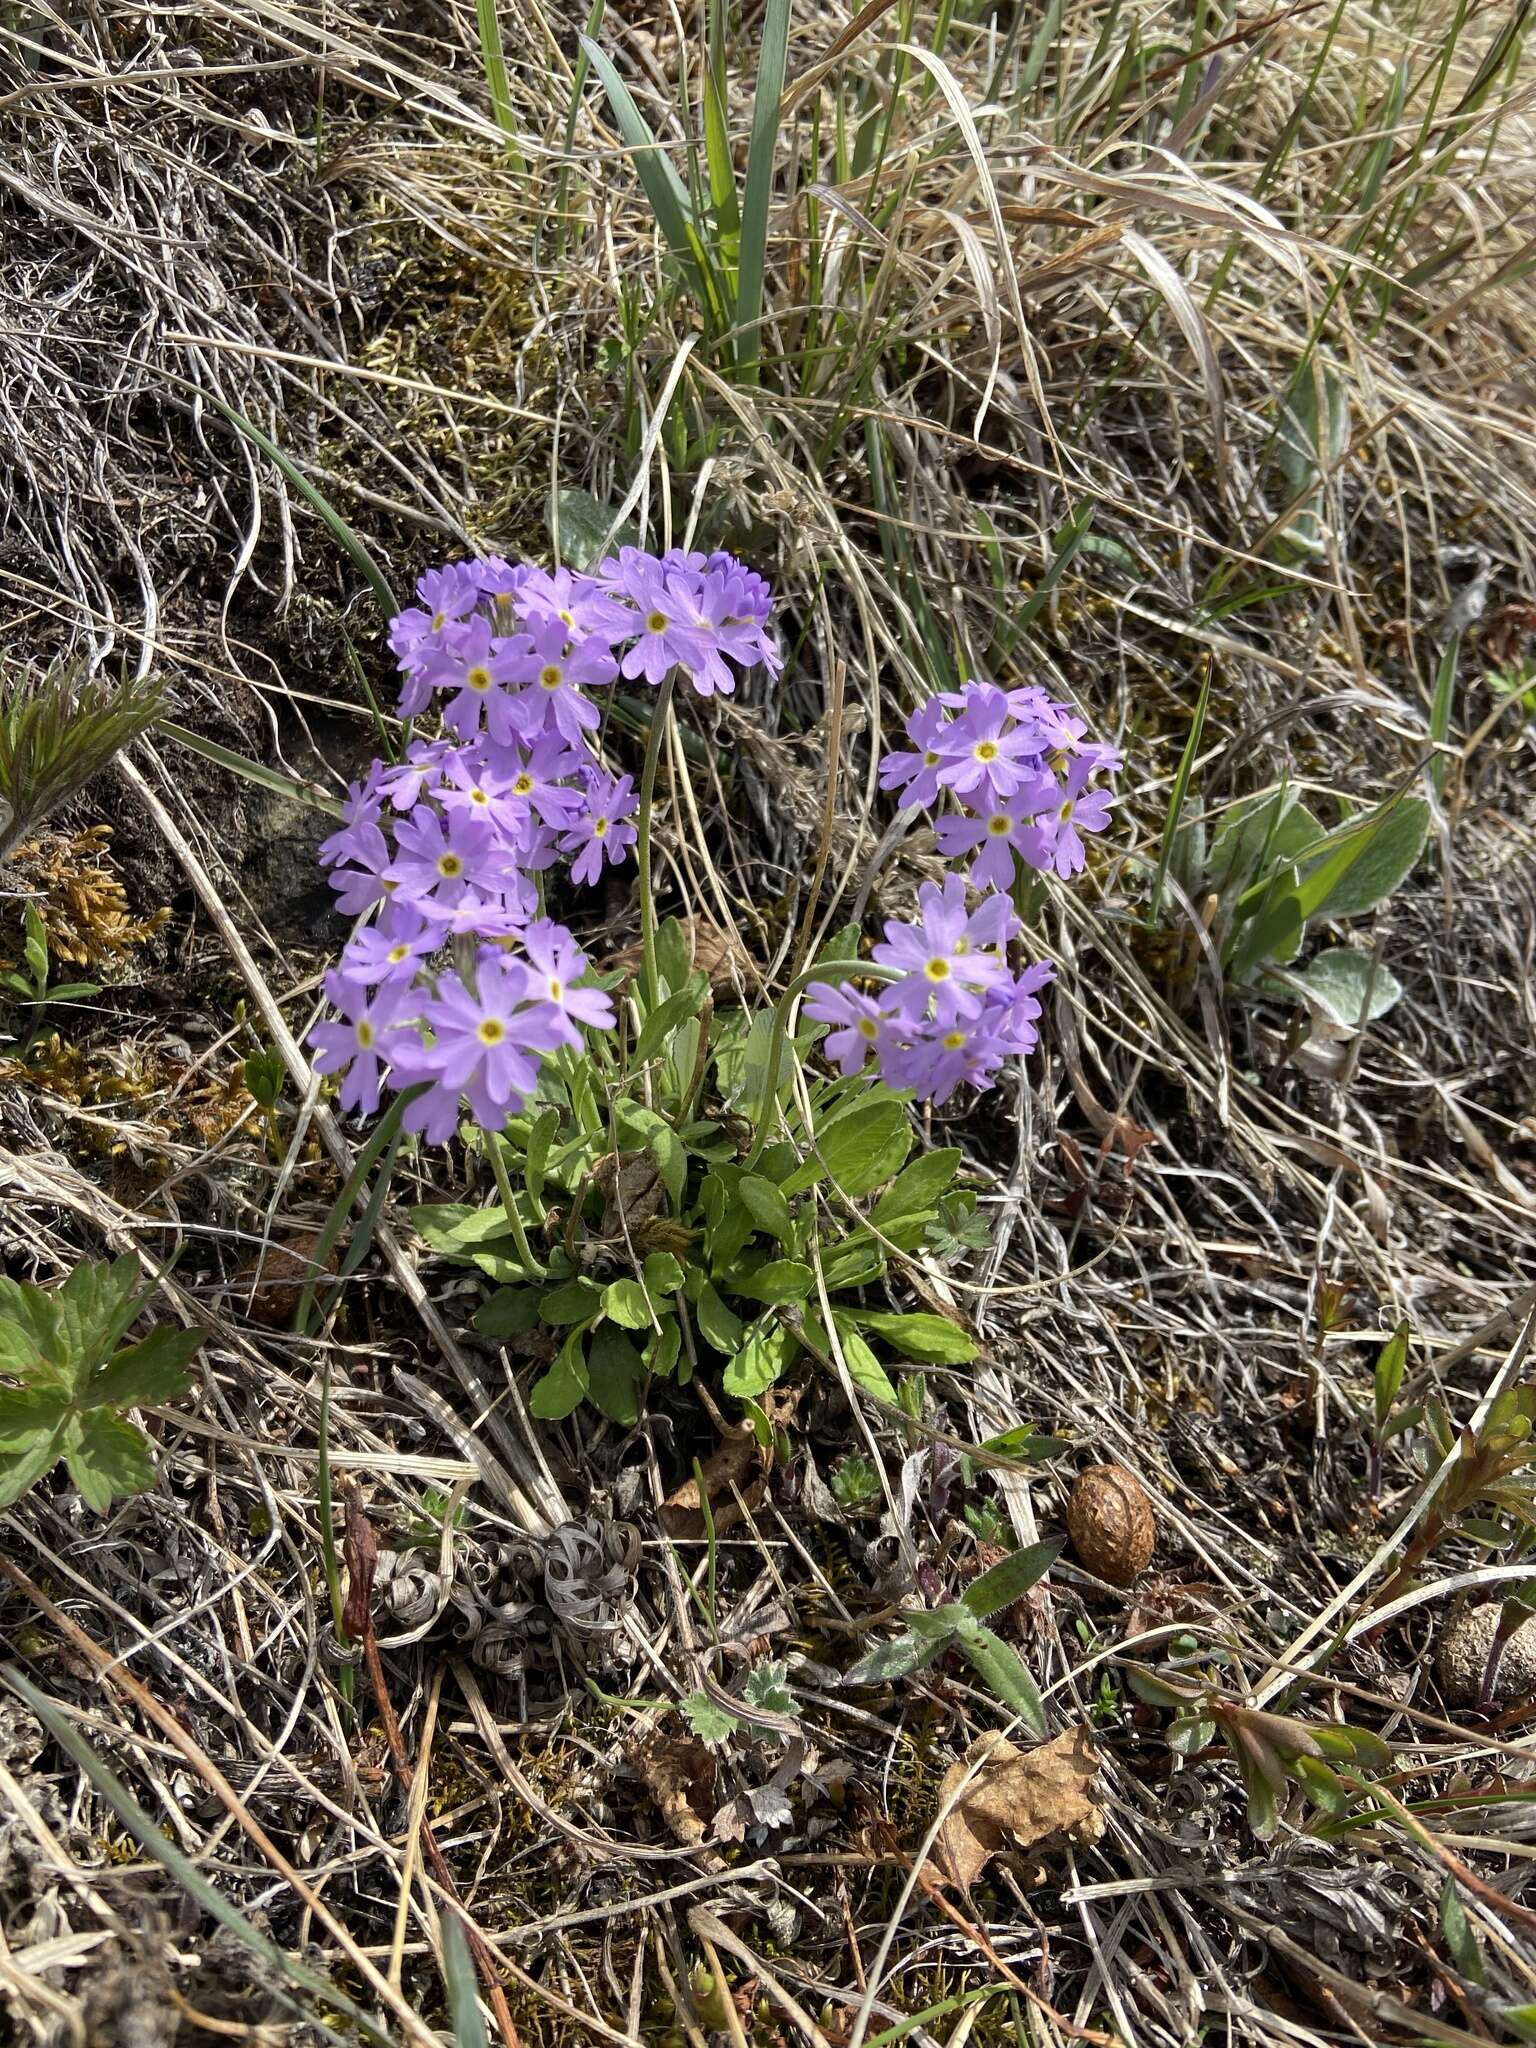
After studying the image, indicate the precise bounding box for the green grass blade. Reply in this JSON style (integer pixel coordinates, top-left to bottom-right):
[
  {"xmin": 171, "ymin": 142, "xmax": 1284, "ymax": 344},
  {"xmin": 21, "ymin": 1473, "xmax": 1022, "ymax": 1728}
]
[
  {"xmin": 205, "ymin": 396, "xmax": 400, "ymax": 621},
  {"xmin": 734, "ymin": 0, "xmax": 793, "ymax": 381},
  {"xmin": 580, "ymin": 34, "xmax": 726, "ymax": 325},
  {"xmin": 157, "ymin": 720, "xmax": 343, "ymax": 818},
  {"xmin": 1148, "ymin": 656, "xmax": 1213, "ymax": 925},
  {"xmin": 476, "ymin": 0, "xmax": 527, "ymax": 170},
  {"xmin": 1429, "ymin": 634, "xmax": 1460, "ymax": 794},
  {"xmin": 0, "ymin": 1665, "xmax": 394, "ymax": 2048},
  {"xmin": 443, "ymin": 1915, "xmax": 491, "ymax": 2047},
  {"xmin": 1016, "ymin": 498, "xmax": 1097, "ymax": 630}
]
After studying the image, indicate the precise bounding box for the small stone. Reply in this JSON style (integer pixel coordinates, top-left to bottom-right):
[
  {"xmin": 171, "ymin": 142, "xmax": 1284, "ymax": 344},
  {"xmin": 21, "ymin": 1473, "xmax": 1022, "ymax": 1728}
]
[
  {"xmin": 1436, "ymin": 1601, "xmax": 1536, "ymax": 1708},
  {"xmin": 1067, "ymin": 1464, "xmax": 1156, "ymax": 1587}
]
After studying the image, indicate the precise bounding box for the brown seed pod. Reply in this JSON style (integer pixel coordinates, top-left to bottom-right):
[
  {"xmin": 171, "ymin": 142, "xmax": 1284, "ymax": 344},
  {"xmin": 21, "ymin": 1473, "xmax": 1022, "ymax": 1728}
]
[{"xmin": 1067, "ymin": 1464, "xmax": 1155, "ymax": 1586}]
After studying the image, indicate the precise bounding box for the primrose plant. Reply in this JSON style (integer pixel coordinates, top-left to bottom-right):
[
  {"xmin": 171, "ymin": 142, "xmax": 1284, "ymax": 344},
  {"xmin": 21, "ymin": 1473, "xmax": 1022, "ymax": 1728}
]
[{"xmin": 308, "ymin": 547, "xmax": 1120, "ymax": 1421}]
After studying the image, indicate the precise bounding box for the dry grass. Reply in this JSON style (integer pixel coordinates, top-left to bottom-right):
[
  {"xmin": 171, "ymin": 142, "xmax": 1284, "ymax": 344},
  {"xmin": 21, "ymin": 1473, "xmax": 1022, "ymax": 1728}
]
[{"xmin": 3, "ymin": 0, "xmax": 1536, "ymax": 2042}]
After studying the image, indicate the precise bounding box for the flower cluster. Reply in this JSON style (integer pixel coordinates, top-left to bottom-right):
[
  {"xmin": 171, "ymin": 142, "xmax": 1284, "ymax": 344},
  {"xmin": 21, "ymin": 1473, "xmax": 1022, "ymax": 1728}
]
[
  {"xmin": 309, "ymin": 546, "xmax": 778, "ymax": 1137},
  {"xmin": 880, "ymin": 680, "xmax": 1119, "ymax": 883},
  {"xmin": 806, "ymin": 680, "xmax": 1119, "ymax": 1104}
]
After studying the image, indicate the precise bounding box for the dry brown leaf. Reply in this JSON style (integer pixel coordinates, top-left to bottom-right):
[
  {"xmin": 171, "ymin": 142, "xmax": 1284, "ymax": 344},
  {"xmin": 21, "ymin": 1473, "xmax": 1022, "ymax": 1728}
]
[
  {"xmin": 659, "ymin": 1388, "xmax": 802, "ymax": 1541},
  {"xmin": 634, "ymin": 1732, "xmax": 717, "ymax": 1849},
  {"xmin": 658, "ymin": 1431, "xmax": 769, "ymax": 1541},
  {"xmin": 927, "ymin": 1726, "xmax": 1104, "ymax": 1891}
]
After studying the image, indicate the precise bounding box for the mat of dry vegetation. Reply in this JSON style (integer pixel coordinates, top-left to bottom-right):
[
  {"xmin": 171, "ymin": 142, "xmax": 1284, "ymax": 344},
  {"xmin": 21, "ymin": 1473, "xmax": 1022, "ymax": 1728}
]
[{"xmin": 2, "ymin": 0, "xmax": 1536, "ymax": 2042}]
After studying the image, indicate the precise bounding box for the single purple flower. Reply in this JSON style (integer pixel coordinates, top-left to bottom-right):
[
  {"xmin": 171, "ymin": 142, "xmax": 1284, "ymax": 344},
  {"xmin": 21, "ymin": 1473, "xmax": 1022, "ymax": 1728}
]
[
  {"xmin": 519, "ymin": 919, "xmax": 616, "ymax": 1047},
  {"xmin": 505, "ymin": 616, "xmax": 613, "ymax": 742},
  {"xmin": 436, "ymin": 617, "xmax": 532, "ymax": 741},
  {"xmin": 419, "ymin": 958, "xmax": 556, "ymax": 1129},
  {"xmin": 936, "ymin": 682, "xmax": 1050, "ymax": 806},
  {"xmin": 339, "ymin": 906, "xmax": 437, "ymax": 987},
  {"xmin": 1017, "ymin": 755, "xmax": 1116, "ymax": 878},
  {"xmin": 309, "ymin": 971, "xmax": 419, "ymax": 1116},
  {"xmin": 871, "ymin": 875, "xmax": 1018, "ymax": 1021},
  {"xmin": 559, "ymin": 772, "xmax": 638, "ymax": 887},
  {"xmin": 514, "ymin": 566, "xmax": 636, "ymax": 647},
  {"xmin": 878, "ymin": 698, "xmax": 953, "ymax": 811},
  {"xmin": 804, "ymin": 982, "xmax": 893, "ymax": 1076},
  {"xmin": 615, "ymin": 561, "xmax": 713, "ymax": 687}
]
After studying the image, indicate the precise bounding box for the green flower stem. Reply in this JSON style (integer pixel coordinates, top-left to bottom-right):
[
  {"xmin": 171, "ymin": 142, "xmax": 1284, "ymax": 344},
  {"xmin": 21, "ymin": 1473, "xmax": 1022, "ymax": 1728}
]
[
  {"xmin": 741, "ymin": 958, "xmax": 901, "ymax": 1174},
  {"xmin": 636, "ymin": 670, "xmax": 677, "ymax": 1014},
  {"xmin": 486, "ymin": 1134, "xmax": 543, "ymax": 1278}
]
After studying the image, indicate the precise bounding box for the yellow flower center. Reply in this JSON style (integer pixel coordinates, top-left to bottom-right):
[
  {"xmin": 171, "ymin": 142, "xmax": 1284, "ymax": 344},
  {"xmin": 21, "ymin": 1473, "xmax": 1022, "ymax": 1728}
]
[
  {"xmin": 548, "ymin": 978, "xmax": 563, "ymax": 1001},
  {"xmin": 466, "ymin": 665, "xmax": 493, "ymax": 693},
  {"xmin": 592, "ymin": 817, "xmax": 609, "ymax": 838},
  {"xmin": 539, "ymin": 664, "xmax": 564, "ymax": 690},
  {"xmin": 387, "ymin": 943, "xmax": 410, "ymax": 964},
  {"xmin": 438, "ymin": 853, "xmax": 464, "ymax": 879},
  {"xmin": 974, "ymin": 739, "xmax": 999, "ymax": 763},
  {"xmin": 987, "ymin": 814, "xmax": 1012, "ymax": 836},
  {"xmin": 646, "ymin": 610, "xmax": 668, "ymax": 634},
  {"xmin": 431, "ymin": 611, "xmax": 446, "ymax": 631},
  {"xmin": 356, "ymin": 1020, "xmax": 375, "ymax": 1049},
  {"xmin": 559, "ymin": 608, "xmax": 576, "ymax": 627},
  {"xmin": 477, "ymin": 1018, "xmax": 506, "ymax": 1046},
  {"xmin": 925, "ymin": 957, "xmax": 951, "ymax": 981},
  {"xmin": 857, "ymin": 1017, "xmax": 879, "ymax": 1040},
  {"xmin": 471, "ymin": 787, "xmax": 489, "ymax": 805},
  {"xmin": 923, "ymin": 750, "xmax": 940, "ymax": 768},
  {"xmin": 943, "ymin": 1030, "xmax": 966, "ymax": 1050},
  {"xmin": 513, "ymin": 774, "xmax": 534, "ymax": 796},
  {"xmin": 1059, "ymin": 800, "xmax": 1075, "ymax": 823}
]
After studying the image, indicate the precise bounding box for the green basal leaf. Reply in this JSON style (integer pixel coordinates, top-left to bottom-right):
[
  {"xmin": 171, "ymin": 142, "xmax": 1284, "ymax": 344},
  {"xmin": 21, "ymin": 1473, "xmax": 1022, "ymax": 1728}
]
[
  {"xmin": 1225, "ymin": 868, "xmax": 1305, "ymax": 982},
  {"xmin": 977, "ymin": 1424, "xmax": 1070, "ymax": 1463},
  {"xmin": 1374, "ymin": 1319, "xmax": 1410, "ymax": 1429},
  {"xmin": 1167, "ymin": 1713, "xmax": 1217, "ymax": 1757},
  {"xmin": 654, "ymin": 916, "xmax": 693, "ymax": 997},
  {"xmin": 588, "ymin": 1326, "xmax": 644, "ymax": 1424},
  {"xmin": 721, "ymin": 1318, "xmax": 796, "ymax": 1399},
  {"xmin": 695, "ymin": 1281, "xmax": 743, "ymax": 1354},
  {"xmin": 784, "ymin": 1097, "xmax": 912, "ymax": 1199},
  {"xmin": 742, "ymin": 1657, "xmax": 795, "ymax": 1719},
  {"xmin": 64, "ymin": 1410, "xmax": 157, "ymax": 1512},
  {"xmin": 524, "ymin": 1106, "xmax": 560, "ymax": 1214},
  {"xmin": 1440, "ymin": 1877, "xmax": 1486, "ymax": 1985},
  {"xmin": 0, "ymin": 1426, "xmax": 69, "ymax": 1508},
  {"xmin": 602, "ymin": 1277, "xmax": 654, "ymax": 1329},
  {"xmin": 1295, "ymin": 795, "xmax": 1429, "ymax": 924},
  {"xmin": 648, "ymin": 1318, "xmax": 682, "ymax": 1379},
  {"xmin": 643, "ymin": 1251, "xmax": 685, "ymax": 1295},
  {"xmin": 961, "ymin": 1537, "xmax": 1064, "ymax": 1620},
  {"xmin": 730, "ymin": 1259, "xmax": 814, "ymax": 1306},
  {"xmin": 413, "ymin": 1204, "xmax": 514, "ymax": 1253},
  {"xmin": 634, "ymin": 971, "xmax": 709, "ymax": 1065},
  {"xmin": 530, "ymin": 1328, "xmax": 589, "ymax": 1419},
  {"xmin": 1207, "ymin": 786, "xmax": 1323, "ymax": 895},
  {"xmin": 541, "ymin": 1279, "xmax": 604, "ymax": 1324},
  {"xmin": 474, "ymin": 1288, "xmax": 544, "ymax": 1339},
  {"xmin": 846, "ymin": 1310, "xmax": 977, "ymax": 1364},
  {"xmin": 1292, "ymin": 1753, "xmax": 1349, "ymax": 1817},
  {"xmin": 738, "ymin": 1174, "xmax": 794, "ymax": 1243},
  {"xmin": 818, "ymin": 1232, "xmax": 885, "ymax": 1291},
  {"xmin": 1282, "ymin": 947, "xmax": 1403, "ymax": 1028},
  {"xmin": 1127, "ymin": 1667, "xmax": 1193, "ymax": 1709},
  {"xmin": 868, "ymin": 1148, "xmax": 963, "ymax": 1247},
  {"xmin": 681, "ymin": 1689, "xmax": 741, "ymax": 1747},
  {"xmin": 88, "ymin": 1326, "xmax": 202, "ymax": 1410},
  {"xmin": 845, "ymin": 1630, "xmax": 941, "ymax": 1685},
  {"xmin": 958, "ymin": 1625, "xmax": 1048, "ymax": 1736},
  {"xmin": 834, "ymin": 1325, "xmax": 897, "ymax": 1406}
]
